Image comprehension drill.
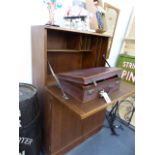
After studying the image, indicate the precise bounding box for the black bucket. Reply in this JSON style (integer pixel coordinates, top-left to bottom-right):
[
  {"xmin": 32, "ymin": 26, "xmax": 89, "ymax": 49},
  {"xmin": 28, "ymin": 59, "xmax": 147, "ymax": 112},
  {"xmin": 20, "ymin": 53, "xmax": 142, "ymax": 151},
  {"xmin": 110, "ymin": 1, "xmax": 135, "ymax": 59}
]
[{"xmin": 19, "ymin": 83, "xmax": 41, "ymax": 155}]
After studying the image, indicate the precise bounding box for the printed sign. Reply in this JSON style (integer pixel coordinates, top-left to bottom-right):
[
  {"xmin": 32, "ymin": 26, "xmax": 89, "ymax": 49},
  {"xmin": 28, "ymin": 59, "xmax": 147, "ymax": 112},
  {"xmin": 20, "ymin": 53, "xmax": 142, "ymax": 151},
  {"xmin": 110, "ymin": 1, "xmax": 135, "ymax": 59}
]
[
  {"xmin": 116, "ymin": 54, "xmax": 135, "ymax": 84},
  {"xmin": 121, "ymin": 61, "xmax": 135, "ymax": 83},
  {"xmin": 19, "ymin": 137, "xmax": 33, "ymax": 146}
]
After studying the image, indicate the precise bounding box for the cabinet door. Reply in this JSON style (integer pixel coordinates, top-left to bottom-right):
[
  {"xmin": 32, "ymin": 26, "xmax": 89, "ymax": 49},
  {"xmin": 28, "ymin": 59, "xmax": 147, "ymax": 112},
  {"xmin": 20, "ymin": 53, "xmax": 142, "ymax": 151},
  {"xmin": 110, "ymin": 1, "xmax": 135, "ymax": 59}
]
[
  {"xmin": 51, "ymin": 97, "xmax": 82, "ymax": 154},
  {"xmin": 82, "ymin": 110, "xmax": 105, "ymax": 139}
]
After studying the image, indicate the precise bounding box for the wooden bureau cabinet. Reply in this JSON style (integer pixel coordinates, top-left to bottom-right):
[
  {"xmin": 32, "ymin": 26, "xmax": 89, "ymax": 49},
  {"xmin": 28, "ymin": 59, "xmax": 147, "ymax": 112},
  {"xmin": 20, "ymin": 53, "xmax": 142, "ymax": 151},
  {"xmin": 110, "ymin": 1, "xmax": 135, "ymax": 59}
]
[
  {"xmin": 31, "ymin": 25, "xmax": 134, "ymax": 155},
  {"xmin": 44, "ymin": 86, "xmax": 106, "ymax": 155}
]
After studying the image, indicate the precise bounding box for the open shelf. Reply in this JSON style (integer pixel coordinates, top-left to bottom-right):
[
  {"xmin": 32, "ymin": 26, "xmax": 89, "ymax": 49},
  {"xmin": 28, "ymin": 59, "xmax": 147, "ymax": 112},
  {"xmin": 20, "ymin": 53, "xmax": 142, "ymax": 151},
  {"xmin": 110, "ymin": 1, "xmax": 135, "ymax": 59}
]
[
  {"xmin": 32, "ymin": 25, "xmax": 110, "ymax": 91},
  {"xmin": 47, "ymin": 49, "xmax": 92, "ymax": 53}
]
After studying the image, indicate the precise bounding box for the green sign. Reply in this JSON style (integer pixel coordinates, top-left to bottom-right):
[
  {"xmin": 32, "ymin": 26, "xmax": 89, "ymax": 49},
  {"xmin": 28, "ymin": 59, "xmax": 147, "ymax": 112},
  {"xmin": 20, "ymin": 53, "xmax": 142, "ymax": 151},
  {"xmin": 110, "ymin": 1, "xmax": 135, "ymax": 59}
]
[{"xmin": 116, "ymin": 54, "xmax": 135, "ymax": 84}]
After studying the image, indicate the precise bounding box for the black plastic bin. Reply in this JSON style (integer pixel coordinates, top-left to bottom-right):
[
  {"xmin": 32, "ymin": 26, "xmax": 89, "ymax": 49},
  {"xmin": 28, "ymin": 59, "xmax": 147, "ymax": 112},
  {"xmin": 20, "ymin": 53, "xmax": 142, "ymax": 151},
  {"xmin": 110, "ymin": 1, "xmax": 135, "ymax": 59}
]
[{"xmin": 19, "ymin": 83, "xmax": 41, "ymax": 155}]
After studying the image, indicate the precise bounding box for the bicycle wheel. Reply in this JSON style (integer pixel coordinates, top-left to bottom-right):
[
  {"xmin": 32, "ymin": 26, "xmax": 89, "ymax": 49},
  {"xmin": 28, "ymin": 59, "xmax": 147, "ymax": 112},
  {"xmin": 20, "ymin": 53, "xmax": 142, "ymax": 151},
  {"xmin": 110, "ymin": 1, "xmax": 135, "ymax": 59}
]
[{"xmin": 117, "ymin": 98, "xmax": 134, "ymax": 123}]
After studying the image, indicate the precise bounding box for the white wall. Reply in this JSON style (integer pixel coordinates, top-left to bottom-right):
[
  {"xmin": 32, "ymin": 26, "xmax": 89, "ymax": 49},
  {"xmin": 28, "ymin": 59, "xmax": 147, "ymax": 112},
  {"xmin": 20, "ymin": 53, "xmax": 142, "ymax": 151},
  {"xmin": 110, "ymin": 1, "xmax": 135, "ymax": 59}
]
[
  {"xmin": 19, "ymin": 0, "xmax": 48, "ymax": 83},
  {"xmin": 19, "ymin": 0, "xmax": 134, "ymax": 83},
  {"xmin": 103, "ymin": 0, "xmax": 134, "ymax": 66}
]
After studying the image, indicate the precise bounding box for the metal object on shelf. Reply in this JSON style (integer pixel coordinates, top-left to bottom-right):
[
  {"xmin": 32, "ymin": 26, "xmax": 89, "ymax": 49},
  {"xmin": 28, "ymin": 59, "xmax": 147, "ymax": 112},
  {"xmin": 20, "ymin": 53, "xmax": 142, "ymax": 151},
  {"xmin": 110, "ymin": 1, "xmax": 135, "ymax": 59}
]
[{"xmin": 48, "ymin": 61, "xmax": 69, "ymax": 100}]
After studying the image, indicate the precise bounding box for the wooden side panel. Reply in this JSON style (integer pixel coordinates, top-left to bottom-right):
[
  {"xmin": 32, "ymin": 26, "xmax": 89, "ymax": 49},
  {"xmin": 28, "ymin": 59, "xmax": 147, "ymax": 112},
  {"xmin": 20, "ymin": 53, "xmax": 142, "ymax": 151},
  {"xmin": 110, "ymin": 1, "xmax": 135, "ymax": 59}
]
[
  {"xmin": 61, "ymin": 104, "xmax": 82, "ymax": 147},
  {"xmin": 51, "ymin": 98, "xmax": 63, "ymax": 153},
  {"xmin": 51, "ymin": 97, "xmax": 82, "ymax": 154},
  {"xmin": 43, "ymin": 95, "xmax": 53, "ymax": 155},
  {"xmin": 31, "ymin": 26, "xmax": 47, "ymax": 94}
]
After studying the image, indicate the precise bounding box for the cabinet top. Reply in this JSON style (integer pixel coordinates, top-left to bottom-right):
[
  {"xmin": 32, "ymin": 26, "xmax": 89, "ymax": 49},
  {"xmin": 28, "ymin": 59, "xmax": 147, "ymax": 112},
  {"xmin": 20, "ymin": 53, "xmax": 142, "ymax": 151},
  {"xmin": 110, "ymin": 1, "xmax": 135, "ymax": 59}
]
[{"xmin": 33, "ymin": 25, "xmax": 112, "ymax": 37}]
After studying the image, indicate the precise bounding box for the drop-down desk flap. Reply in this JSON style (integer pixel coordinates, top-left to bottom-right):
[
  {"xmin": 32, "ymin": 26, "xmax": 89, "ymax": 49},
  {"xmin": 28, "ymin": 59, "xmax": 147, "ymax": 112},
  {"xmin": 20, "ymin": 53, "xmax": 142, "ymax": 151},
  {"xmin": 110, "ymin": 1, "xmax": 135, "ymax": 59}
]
[{"xmin": 45, "ymin": 81, "xmax": 134, "ymax": 120}]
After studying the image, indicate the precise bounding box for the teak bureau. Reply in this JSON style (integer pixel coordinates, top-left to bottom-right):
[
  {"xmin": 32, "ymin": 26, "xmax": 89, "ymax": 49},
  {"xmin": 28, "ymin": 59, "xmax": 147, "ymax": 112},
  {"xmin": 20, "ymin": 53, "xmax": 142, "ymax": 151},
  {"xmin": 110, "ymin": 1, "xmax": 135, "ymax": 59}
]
[{"xmin": 31, "ymin": 25, "xmax": 134, "ymax": 155}]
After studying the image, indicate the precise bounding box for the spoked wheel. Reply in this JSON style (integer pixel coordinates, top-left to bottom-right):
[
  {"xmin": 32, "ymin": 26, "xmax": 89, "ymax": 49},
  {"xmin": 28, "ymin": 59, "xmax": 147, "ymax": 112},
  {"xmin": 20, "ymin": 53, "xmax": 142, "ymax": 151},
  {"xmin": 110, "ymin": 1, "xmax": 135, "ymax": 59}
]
[{"xmin": 117, "ymin": 95, "xmax": 135, "ymax": 125}]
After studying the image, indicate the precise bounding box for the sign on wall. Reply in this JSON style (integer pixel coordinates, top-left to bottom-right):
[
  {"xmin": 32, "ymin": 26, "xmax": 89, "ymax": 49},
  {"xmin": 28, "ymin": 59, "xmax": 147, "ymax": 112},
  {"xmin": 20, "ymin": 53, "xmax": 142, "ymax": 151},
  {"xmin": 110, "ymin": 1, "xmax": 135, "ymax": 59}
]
[{"xmin": 116, "ymin": 54, "xmax": 135, "ymax": 84}]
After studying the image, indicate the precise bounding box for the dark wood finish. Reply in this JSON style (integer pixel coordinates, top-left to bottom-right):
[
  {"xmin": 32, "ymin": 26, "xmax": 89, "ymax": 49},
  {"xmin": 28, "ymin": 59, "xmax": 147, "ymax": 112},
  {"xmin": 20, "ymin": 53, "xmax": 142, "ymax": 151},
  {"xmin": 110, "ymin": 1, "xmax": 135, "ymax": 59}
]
[
  {"xmin": 43, "ymin": 81, "xmax": 134, "ymax": 155},
  {"xmin": 31, "ymin": 26, "xmax": 135, "ymax": 155},
  {"xmin": 57, "ymin": 67, "xmax": 122, "ymax": 103},
  {"xmin": 59, "ymin": 77, "xmax": 120, "ymax": 103},
  {"xmin": 58, "ymin": 67, "xmax": 121, "ymax": 84},
  {"xmin": 31, "ymin": 25, "xmax": 110, "ymax": 88},
  {"xmin": 45, "ymin": 81, "xmax": 134, "ymax": 119},
  {"xmin": 44, "ymin": 25, "xmax": 111, "ymax": 37},
  {"xmin": 47, "ymin": 49, "xmax": 92, "ymax": 52},
  {"xmin": 31, "ymin": 26, "xmax": 47, "ymax": 101},
  {"xmin": 43, "ymin": 95, "xmax": 52, "ymax": 155},
  {"xmin": 45, "ymin": 87, "xmax": 106, "ymax": 155}
]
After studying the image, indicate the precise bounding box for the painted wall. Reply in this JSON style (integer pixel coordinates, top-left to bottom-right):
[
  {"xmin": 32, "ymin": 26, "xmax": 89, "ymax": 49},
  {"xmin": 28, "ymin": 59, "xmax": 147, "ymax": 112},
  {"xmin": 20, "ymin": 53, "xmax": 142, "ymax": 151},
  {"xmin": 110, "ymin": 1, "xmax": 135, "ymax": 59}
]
[
  {"xmin": 103, "ymin": 0, "xmax": 134, "ymax": 66},
  {"xmin": 19, "ymin": 0, "xmax": 134, "ymax": 83}
]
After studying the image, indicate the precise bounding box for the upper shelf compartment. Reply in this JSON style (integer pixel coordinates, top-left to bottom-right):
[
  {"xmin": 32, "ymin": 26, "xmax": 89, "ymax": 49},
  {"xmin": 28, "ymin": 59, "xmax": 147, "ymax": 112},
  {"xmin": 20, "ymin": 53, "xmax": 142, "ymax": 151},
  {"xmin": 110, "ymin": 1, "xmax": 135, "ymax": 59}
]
[{"xmin": 47, "ymin": 29, "xmax": 94, "ymax": 52}]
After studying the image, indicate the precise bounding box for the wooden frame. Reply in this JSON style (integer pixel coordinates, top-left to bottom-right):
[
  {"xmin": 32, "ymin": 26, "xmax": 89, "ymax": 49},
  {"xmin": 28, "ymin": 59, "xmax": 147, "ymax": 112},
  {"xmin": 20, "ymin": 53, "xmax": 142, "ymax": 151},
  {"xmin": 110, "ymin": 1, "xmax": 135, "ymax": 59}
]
[{"xmin": 103, "ymin": 3, "xmax": 120, "ymax": 58}]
